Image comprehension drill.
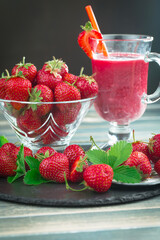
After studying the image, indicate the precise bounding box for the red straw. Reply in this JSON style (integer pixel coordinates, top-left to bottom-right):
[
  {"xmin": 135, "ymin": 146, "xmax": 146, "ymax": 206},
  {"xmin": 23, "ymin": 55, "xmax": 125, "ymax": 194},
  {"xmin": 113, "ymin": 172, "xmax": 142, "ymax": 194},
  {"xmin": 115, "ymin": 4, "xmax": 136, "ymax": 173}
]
[
  {"xmin": 85, "ymin": 5, "xmax": 100, "ymax": 32},
  {"xmin": 85, "ymin": 5, "xmax": 108, "ymax": 57}
]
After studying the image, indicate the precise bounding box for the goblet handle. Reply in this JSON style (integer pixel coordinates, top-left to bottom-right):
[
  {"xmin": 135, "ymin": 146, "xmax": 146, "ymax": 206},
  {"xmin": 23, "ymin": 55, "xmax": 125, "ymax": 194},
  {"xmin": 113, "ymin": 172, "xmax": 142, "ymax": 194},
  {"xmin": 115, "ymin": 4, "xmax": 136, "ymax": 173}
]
[{"xmin": 142, "ymin": 52, "xmax": 160, "ymax": 104}]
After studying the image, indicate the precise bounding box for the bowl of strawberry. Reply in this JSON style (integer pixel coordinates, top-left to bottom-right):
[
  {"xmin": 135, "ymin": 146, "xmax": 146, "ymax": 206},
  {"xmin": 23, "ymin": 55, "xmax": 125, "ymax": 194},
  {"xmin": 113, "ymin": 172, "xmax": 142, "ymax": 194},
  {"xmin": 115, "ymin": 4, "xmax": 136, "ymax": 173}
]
[{"xmin": 0, "ymin": 57, "xmax": 97, "ymax": 152}]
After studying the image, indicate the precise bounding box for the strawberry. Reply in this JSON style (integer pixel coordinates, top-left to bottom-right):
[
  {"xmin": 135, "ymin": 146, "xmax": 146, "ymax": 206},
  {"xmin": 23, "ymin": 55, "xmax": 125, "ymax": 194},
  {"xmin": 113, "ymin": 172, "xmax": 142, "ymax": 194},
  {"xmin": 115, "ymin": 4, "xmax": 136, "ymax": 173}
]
[
  {"xmin": 145, "ymin": 148, "xmax": 159, "ymax": 164},
  {"xmin": 17, "ymin": 108, "xmax": 42, "ymax": 132},
  {"xmin": 1, "ymin": 142, "xmax": 17, "ymax": 156},
  {"xmin": 39, "ymin": 152, "xmax": 70, "ymax": 183},
  {"xmin": 54, "ymin": 81, "xmax": 81, "ymax": 112},
  {"xmin": 131, "ymin": 130, "xmax": 148, "ymax": 155},
  {"xmin": 53, "ymin": 103, "xmax": 81, "ymax": 125},
  {"xmin": 70, "ymin": 156, "xmax": 88, "ymax": 183},
  {"xmin": 13, "ymin": 146, "xmax": 33, "ymax": 159},
  {"xmin": 148, "ymin": 134, "xmax": 160, "ymax": 159},
  {"xmin": 28, "ymin": 84, "xmax": 54, "ymax": 116},
  {"xmin": 11, "ymin": 57, "xmax": 37, "ymax": 83},
  {"xmin": 35, "ymin": 146, "xmax": 56, "ymax": 160},
  {"xmin": 4, "ymin": 102, "xmax": 22, "ymax": 118},
  {"xmin": 64, "ymin": 144, "xmax": 85, "ymax": 168},
  {"xmin": 83, "ymin": 164, "xmax": 113, "ymax": 193},
  {"xmin": 31, "ymin": 113, "xmax": 68, "ymax": 144},
  {"xmin": 39, "ymin": 129, "xmax": 58, "ymax": 145},
  {"xmin": 40, "ymin": 125, "xmax": 68, "ymax": 145},
  {"xmin": 132, "ymin": 140, "xmax": 149, "ymax": 155},
  {"xmin": 124, "ymin": 151, "xmax": 152, "ymax": 178},
  {"xmin": 75, "ymin": 68, "xmax": 98, "ymax": 99},
  {"xmin": 63, "ymin": 73, "xmax": 78, "ymax": 84},
  {"xmin": 42, "ymin": 57, "xmax": 68, "ymax": 77},
  {"xmin": 36, "ymin": 57, "xmax": 68, "ymax": 91},
  {"xmin": 78, "ymin": 21, "xmax": 103, "ymax": 59},
  {"xmin": 154, "ymin": 159, "xmax": 160, "ymax": 175},
  {"xmin": 5, "ymin": 72, "xmax": 32, "ymax": 110},
  {"xmin": 0, "ymin": 73, "xmax": 7, "ymax": 99},
  {"xmin": 0, "ymin": 143, "xmax": 17, "ymax": 177},
  {"xmin": 36, "ymin": 69, "xmax": 62, "ymax": 91},
  {"xmin": 55, "ymin": 81, "xmax": 81, "ymax": 102}
]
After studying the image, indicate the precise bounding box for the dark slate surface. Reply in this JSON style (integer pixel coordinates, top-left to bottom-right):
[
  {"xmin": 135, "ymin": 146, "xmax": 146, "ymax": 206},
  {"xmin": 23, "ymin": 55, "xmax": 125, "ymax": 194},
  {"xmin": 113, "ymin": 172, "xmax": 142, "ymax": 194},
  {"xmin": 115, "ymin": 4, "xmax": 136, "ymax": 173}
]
[{"xmin": 0, "ymin": 178, "xmax": 160, "ymax": 207}]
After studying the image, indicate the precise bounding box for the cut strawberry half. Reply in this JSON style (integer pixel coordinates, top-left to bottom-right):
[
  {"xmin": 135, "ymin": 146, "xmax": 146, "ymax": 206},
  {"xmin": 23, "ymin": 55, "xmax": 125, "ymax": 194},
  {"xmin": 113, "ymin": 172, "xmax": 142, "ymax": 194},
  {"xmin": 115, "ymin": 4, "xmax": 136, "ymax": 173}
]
[
  {"xmin": 70, "ymin": 156, "xmax": 88, "ymax": 183},
  {"xmin": 78, "ymin": 21, "xmax": 103, "ymax": 59}
]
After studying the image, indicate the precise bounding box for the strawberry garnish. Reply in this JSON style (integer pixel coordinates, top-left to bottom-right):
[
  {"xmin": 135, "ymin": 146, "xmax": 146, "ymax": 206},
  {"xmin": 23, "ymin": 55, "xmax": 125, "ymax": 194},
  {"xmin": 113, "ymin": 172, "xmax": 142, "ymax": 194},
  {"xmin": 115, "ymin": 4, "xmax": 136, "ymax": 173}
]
[{"xmin": 78, "ymin": 21, "xmax": 102, "ymax": 59}]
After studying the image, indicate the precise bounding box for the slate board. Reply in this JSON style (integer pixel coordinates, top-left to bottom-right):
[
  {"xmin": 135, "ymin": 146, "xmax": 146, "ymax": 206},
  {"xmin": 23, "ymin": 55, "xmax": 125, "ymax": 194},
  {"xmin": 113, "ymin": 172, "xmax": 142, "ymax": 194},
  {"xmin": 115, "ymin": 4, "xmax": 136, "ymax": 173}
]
[
  {"xmin": 0, "ymin": 144, "xmax": 160, "ymax": 207},
  {"xmin": 0, "ymin": 178, "xmax": 160, "ymax": 207}
]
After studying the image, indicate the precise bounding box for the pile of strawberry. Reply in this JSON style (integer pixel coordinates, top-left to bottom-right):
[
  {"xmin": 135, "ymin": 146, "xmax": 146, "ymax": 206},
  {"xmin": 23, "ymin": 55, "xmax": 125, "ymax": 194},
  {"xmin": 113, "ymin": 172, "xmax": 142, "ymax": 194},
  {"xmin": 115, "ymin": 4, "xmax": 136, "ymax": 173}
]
[
  {"xmin": 0, "ymin": 133, "xmax": 160, "ymax": 193},
  {"xmin": 0, "ymin": 57, "xmax": 98, "ymax": 144}
]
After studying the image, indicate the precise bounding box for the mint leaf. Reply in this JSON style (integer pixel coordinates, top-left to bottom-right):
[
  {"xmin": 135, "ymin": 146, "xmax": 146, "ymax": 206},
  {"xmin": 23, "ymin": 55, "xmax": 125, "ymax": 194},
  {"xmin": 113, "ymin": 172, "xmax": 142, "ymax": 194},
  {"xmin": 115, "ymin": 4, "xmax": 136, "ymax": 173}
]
[
  {"xmin": 24, "ymin": 169, "xmax": 51, "ymax": 185},
  {"xmin": 0, "ymin": 136, "xmax": 9, "ymax": 147},
  {"xmin": 113, "ymin": 165, "xmax": 141, "ymax": 183},
  {"xmin": 7, "ymin": 144, "xmax": 26, "ymax": 183},
  {"xmin": 108, "ymin": 141, "xmax": 132, "ymax": 169},
  {"xmin": 25, "ymin": 156, "xmax": 40, "ymax": 170},
  {"xmin": 86, "ymin": 149, "xmax": 109, "ymax": 165}
]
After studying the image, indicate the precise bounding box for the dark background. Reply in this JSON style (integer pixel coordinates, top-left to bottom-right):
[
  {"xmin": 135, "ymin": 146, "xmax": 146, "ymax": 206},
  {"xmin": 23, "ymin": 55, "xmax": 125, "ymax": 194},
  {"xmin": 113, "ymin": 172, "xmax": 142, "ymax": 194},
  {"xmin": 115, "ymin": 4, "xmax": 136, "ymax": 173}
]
[{"xmin": 0, "ymin": 0, "xmax": 160, "ymax": 94}]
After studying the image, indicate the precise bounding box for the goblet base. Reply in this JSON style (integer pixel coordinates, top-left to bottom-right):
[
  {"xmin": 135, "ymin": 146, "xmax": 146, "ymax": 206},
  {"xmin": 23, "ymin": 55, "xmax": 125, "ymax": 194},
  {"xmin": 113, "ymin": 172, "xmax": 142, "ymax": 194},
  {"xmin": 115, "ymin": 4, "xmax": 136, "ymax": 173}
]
[
  {"xmin": 97, "ymin": 123, "xmax": 131, "ymax": 150},
  {"xmin": 107, "ymin": 123, "xmax": 131, "ymax": 145}
]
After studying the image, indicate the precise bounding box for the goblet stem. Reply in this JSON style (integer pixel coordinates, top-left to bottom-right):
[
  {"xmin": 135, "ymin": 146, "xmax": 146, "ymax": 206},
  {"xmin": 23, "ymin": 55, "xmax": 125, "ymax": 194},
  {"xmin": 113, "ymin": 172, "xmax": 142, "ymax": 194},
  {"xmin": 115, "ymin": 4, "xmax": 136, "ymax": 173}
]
[{"xmin": 107, "ymin": 123, "xmax": 132, "ymax": 146}]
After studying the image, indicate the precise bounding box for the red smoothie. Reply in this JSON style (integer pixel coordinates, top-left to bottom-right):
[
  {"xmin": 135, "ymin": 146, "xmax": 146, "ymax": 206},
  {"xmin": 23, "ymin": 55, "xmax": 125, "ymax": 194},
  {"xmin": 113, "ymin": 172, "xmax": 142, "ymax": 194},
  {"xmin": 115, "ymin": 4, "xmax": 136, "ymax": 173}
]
[{"xmin": 92, "ymin": 53, "xmax": 149, "ymax": 125}]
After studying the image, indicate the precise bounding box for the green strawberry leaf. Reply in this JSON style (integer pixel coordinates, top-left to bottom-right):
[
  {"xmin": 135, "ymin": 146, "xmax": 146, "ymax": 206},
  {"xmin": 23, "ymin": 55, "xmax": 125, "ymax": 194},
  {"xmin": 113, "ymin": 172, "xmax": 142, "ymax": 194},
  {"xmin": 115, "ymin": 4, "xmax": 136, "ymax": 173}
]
[
  {"xmin": 23, "ymin": 169, "xmax": 50, "ymax": 185},
  {"xmin": 113, "ymin": 165, "xmax": 141, "ymax": 183},
  {"xmin": 24, "ymin": 156, "xmax": 51, "ymax": 185},
  {"xmin": 108, "ymin": 141, "xmax": 132, "ymax": 169},
  {"xmin": 0, "ymin": 136, "xmax": 9, "ymax": 147},
  {"xmin": 86, "ymin": 149, "xmax": 109, "ymax": 165},
  {"xmin": 7, "ymin": 144, "xmax": 26, "ymax": 183},
  {"xmin": 16, "ymin": 144, "xmax": 26, "ymax": 174},
  {"xmin": 25, "ymin": 156, "xmax": 40, "ymax": 170},
  {"xmin": 8, "ymin": 172, "xmax": 24, "ymax": 184}
]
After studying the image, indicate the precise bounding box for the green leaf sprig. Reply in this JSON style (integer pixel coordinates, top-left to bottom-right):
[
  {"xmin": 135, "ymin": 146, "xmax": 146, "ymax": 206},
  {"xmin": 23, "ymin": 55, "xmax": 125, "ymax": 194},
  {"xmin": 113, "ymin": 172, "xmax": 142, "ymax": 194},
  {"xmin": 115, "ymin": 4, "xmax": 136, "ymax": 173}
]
[{"xmin": 86, "ymin": 138, "xmax": 141, "ymax": 184}]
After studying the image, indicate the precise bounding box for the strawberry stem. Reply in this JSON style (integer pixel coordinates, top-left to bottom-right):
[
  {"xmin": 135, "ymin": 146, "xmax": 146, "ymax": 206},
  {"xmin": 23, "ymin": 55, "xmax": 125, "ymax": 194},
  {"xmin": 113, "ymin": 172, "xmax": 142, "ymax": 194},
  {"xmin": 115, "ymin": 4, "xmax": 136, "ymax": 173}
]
[
  {"xmin": 79, "ymin": 67, "xmax": 84, "ymax": 76},
  {"xmin": 22, "ymin": 56, "xmax": 25, "ymax": 65},
  {"xmin": 132, "ymin": 130, "xmax": 136, "ymax": 142},
  {"xmin": 64, "ymin": 172, "xmax": 88, "ymax": 192},
  {"xmin": 90, "ymin": 136, "xmax": 102, "ymax": 150},
  {"xmin": 5, "ymin": 69, "xmax": 10, "ymax": 78}
]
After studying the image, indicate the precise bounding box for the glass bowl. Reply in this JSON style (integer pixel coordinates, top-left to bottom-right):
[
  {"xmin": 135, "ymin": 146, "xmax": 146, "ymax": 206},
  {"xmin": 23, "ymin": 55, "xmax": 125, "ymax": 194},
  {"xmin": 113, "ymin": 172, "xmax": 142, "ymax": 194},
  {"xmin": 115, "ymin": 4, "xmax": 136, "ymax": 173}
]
[{"xmin": 0, "ymin": 97, "xmax": 96, "ymax": 152}]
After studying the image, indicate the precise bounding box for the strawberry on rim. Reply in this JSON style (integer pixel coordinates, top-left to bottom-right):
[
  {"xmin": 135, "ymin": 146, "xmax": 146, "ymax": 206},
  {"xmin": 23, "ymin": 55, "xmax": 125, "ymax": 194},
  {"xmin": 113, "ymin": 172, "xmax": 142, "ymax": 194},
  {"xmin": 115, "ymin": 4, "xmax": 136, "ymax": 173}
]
[{"xmin": 78, "ymin": 21, "xmax": 103, "ymax": 59}]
